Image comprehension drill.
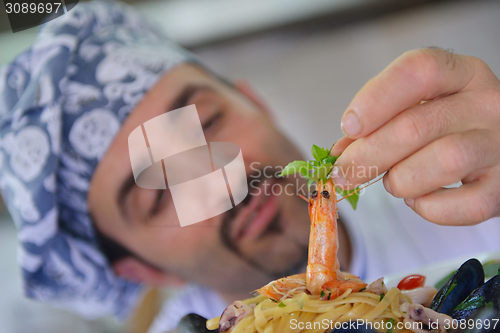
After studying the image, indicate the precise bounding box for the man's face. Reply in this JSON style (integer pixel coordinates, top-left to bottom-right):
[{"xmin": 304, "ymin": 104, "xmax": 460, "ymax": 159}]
[{"xmin": 88, "ymin": 64, "xmax": 310, "ymax": 298}]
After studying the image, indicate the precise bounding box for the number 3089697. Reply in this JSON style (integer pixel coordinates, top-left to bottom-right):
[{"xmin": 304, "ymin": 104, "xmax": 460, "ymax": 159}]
[{"xmin": 5, "ymin": 2, "xmax": 62, "ymax": 14}]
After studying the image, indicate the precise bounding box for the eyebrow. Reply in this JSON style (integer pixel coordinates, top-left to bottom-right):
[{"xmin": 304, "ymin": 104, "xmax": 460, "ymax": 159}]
[
  {"xmin": 117, "ymin": 84, "xmax": 215, "ymax": 222},
  {"xmin": 170, "ymin": 84, "xmax": 215, "ymax": 111}
]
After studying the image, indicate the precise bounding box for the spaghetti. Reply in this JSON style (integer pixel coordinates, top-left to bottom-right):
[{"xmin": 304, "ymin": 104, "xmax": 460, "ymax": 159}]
[{"xmin": 206, "ymin": 284, "xmax": 416, "ymax": 333}]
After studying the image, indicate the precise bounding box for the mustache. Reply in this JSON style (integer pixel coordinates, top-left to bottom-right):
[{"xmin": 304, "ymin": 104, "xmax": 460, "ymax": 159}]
[
  {"xmin": 219, "ymin": 167, "xmax": 287, "ymax": 274},
  {"xmin": 220, "ymin": 167, "xmax": 284, "ymax": 240}
]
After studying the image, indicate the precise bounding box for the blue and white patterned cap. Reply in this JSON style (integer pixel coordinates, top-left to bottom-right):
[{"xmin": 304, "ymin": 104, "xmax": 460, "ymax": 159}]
[{"xmin": 0, "ymin": 0, "xmax": 195, "ymax": 319}]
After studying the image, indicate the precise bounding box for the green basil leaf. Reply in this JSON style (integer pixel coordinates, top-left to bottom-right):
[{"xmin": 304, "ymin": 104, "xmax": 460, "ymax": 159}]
[
  {"xmin": 280, "ymin": 145, "xmax": 364, "ymax": 210},
  {"xmin": 299, "ymin": 168, "xmax": 311, "ymax": 179},
  {"xmin": 311, "ymin": 163, "xmax": 332, "ymax": 182},
  {"xmin": 311, "ymin": 145, "xmax": 330, "ymax": 162},
  {"xmin": 278, "ymin": 301, "xmax": 286, "ymax": 307},
  {"xmin": 280, "ymin": 161, "xmax": 313, "ymax": 177},
  {"xmin": 322, "ymin": 155, "xmax": 339, "ymax": 165},
  {"xmin": 387, "ymin": 318, "xmax": 395, "ymax": 333}
]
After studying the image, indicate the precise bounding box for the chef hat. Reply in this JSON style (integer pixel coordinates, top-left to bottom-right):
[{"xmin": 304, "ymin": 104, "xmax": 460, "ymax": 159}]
[{"xmin": 0, "ymin": 0, "xmax": 197, "ymax": 319}]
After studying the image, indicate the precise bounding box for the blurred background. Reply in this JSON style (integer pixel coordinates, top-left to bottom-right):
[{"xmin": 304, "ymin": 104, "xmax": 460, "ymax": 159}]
[{"xmin": 1, "ymin": 0, "xmax": 499, "ymax": 332}]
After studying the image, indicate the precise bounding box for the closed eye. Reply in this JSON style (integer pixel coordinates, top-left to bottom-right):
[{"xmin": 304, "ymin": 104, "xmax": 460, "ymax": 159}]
[
  {"xmin": 202, "ymin": 111, "xmax": 223, "ymax": 134},
  {"xmin": 150, "ymin": 189, "xmax": 164, "ymax": 217},
  {"xmin": 149, "ymin": 188, "xmax": 173, "ymax": 220},
  {"xmin": 147, "ymin": 112, "xmax": 221, "ymax": 219}
]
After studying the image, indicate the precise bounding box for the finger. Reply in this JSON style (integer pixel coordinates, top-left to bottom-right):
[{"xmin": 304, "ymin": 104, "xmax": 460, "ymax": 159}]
[
  {"xmin": 340, "ymin": 48, "xmax": 476, "ymax": 139},
  {"xmin": 405, "ymin": 170, "xmax": 500, "ymax": 226},
  {"xmin": 330, "ymin": 137, "xmax": 354, "ymax": 156},
  {"xmin": 385, "ymin": 129, "xmax": 500, "ymax": 198},
  {"xmin": 333, "ymin": 91, "xmax": 481, "ymax": 188}
]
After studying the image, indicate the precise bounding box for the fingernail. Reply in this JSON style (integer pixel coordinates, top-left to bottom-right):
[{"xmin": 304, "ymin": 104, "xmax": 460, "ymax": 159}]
[
  {"xmin": 383, "ymin": 177, "xmax": 392, "ymax": 194},
  {"xmin": 331, "ymin": 166, "xmax": 347, "ymax": 189},
  {"xmin": 404, "ymin": 198, "xmax": 414, "ymax": 209},
  {"xmin": 341, "ymin": 111, "xmax": 362, "ymax": 137},
  {"xmin": 330, "ymin": 140, "xmax": 344, "ymax": 157},
  {"xmin": 329, "ymin": 140, "xmax": 338, "ymax": 155}
]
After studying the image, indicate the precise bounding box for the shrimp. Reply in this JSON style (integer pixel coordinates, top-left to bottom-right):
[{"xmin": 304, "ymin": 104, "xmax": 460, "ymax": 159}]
[
  {"xmin": 306, "ymin": 178, "xmax": 366, "ymax": 296},
  {"xmin": 257, "ymin": 178, "xmax": 366, "ymax": 300},
  {"xmin": 256, "ymin": 273, "xmax": 307, "ymax": 302}
]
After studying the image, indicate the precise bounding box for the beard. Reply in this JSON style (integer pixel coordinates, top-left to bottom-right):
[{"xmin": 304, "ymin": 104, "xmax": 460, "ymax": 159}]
[{"xmin": 219, "ymin": 166, "xmax": 309, "ymax": 278}]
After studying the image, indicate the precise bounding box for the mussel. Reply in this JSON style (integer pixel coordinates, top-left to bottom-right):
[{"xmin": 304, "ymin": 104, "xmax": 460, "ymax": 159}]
[
  {"xmin": 451, "ymin": 275, "xmax": 500, "ymax": 321},
  {"xmin": 178, "ymin": 313, "xmax": 219, "ymax": 333},
  {"xmin": 431, "ymin": 258, "xmax": 485, "ymax": 315},
  {"xmin": 449, "ymin": 308, "xmax": 500, "ymax": 333}
]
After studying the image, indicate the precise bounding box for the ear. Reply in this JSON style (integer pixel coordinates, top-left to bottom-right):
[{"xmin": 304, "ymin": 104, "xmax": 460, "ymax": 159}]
[
  {"xmin": 234, "ymin": 80, "xmax": 273, "ymax": 119},
  {"xmin": 113, "ymin": 257, "xmax": 185, "ymax": 288}
]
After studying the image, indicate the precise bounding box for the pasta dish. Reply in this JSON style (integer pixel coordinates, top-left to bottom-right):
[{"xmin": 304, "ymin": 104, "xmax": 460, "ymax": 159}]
[{"xmin": 205, "ymin": 145, "xmax": 499, "ymax": 333}]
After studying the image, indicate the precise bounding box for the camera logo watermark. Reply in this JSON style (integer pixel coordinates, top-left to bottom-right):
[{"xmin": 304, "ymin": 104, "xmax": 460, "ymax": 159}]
[
  {"xmin": 3, "ymin": 0, "xmax": 79, "ymax": 33},
  {"xmin": 127, "ymin": 105, "xmax": 248, "ymax": 227}
]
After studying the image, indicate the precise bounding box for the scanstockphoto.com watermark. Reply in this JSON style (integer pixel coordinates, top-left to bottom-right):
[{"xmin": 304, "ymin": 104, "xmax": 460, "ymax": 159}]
[
  {"xmin": 249, "ymin": 162, "xmax": 379, "ymax": 198},
  {"xmin": 290, "ymin": 318, "xmax": 499, "ymax": 331},
  {"xmin": 290, "ymin": 319, "xmax": 424, "ymax": 331}
]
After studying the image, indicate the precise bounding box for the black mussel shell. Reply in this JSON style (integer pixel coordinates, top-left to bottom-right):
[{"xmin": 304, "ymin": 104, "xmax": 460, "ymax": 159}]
[
  {"xmin": 178, "ymin": 313, "xmax": 219, "ymax": 333},
  {"xmin": 452, "ymin": 275, "xmax": 500, "ymax": 321},
  {"xmin": 431, "ymin": 258, "xmax": 485, "ymax": 315},
  {"xmin": 449, "ymin": 308, "xmax": 500, "ymax": 333},
  {"xmin": 328, "ymin": 323, "xmax": 378, "ymax": 333}
]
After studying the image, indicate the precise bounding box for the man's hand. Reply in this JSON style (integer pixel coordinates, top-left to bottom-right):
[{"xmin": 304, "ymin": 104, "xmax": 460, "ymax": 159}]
[{"xmin": 331, "ymin": 48, "xmax": 500, "ymax": 226}]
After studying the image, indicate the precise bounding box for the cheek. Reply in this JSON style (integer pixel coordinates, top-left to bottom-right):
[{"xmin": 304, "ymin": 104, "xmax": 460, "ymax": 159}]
[
  {"xmin": 227, "ymin": 116, "xmax": 282, "ymax": 162},
  {"xmin": 138, "ymin": 215, "xmax": 223, "ymax": 267}
]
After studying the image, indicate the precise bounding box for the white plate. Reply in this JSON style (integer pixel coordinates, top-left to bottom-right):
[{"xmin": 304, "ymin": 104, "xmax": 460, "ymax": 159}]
[{"xmin": 384, "ymin": 250, "xmax": 500, "ymax": 289}]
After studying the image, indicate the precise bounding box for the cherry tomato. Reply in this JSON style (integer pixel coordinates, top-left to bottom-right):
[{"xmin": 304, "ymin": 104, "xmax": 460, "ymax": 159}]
[{"xmin": 397, "ymin": 274, "xmax": 426, "ymax": 290}]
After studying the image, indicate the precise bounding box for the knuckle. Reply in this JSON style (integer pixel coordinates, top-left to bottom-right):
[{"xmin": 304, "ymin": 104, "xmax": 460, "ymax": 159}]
[
  {"xmin": 360, "ymin": 87, "xmax": 385, "ymax": 112},
  {"xmin": 468, "ymin": 56, "xmax": 498, "ymax": 89},
  {"xmin": 487, "ymin": 86, "xmax": 500, "ymax": 102},
  {"xmin": 423, "ymin": 100, "xmax": 452, "ymax": 135},
  {"xmin": 436, "ymin": 138, "xmax": 469, "ymax": 176},
  {"xmin": 397, "ymin": 50, "xmax": 441, "ymax": 93},
  {"xmin": 438, "ymin": 48, "xmax": 458, "ymax": 71},
  {"xmin": 390, "ymin": 164, "xmax": 424, "ymax": 198},
  {"xmin": 481, "ymin": 87, "xmax": 500, "ymax": 115},
  {"xmin": 342, "ymin": 152, "xmax": 365, "ymax": 184},
  {"xmin": 471, "ymin": 57, "xmax": 491, "ymax": 75},
  {"xmin": 388, "ymin": 164, "xmax": 407, "ymax": 197},
  {"xmin": 466, "ymin": 191, "xmax": 498, "ymax": 224},
  {"xmin": 423, "ymin": 47, "xmax": 458, "ymax": 71},
  {"xmin": 395, "ymin": 112, "xmax": 428, "ymax": 144},
  {"xmin": 413, "ymin": 199, "xmax": 449, "ymax": 226},
  {"xmin": 393, "ymin": 103, "xmax": 451, "ymax": 147}
]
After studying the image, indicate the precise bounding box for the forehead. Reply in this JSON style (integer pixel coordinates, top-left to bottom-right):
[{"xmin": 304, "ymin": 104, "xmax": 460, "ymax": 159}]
[
  {"xmin": 121, "ymin": 64, "xmax": 217, "ymax": 137},
  {"xmin": 101, "ymin": 65, "xmax": 221, "ymax": 167}
]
